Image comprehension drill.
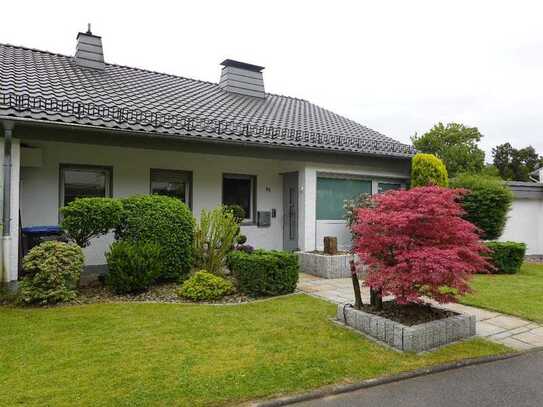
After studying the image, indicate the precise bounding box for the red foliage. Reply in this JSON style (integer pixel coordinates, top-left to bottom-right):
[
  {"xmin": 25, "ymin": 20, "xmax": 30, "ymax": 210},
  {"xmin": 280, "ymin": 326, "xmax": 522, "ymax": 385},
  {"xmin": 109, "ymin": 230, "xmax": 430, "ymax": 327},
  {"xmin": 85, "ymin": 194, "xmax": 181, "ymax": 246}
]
[{"xmin": 352, "ymin": 186, "xmax": 489, "ymax": 304}]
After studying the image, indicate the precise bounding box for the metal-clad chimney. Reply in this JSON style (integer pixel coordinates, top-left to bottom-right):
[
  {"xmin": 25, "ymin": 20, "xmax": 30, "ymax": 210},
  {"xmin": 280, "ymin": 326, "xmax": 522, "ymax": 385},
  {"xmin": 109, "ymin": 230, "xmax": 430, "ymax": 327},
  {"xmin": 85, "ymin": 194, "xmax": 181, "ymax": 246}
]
[
  {"xmin": 75, "ymin": 24, "xmax": 105, "ymax": 70},
  {"xmin": 219, "ymin": 59, "xmax": 265, "ymax": 98}
]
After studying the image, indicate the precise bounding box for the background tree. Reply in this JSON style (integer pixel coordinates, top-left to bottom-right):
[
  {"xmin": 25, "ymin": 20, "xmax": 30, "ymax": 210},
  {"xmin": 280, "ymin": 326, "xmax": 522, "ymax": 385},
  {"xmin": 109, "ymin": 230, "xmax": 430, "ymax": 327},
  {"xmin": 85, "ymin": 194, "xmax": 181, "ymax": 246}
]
[
  {"xmin": 412, "ymin": 122, "xmax": 485, "ymax": 177},
  {"xmin": 492, "ymin": 143, "xmax": 542, "ymax": 181}
]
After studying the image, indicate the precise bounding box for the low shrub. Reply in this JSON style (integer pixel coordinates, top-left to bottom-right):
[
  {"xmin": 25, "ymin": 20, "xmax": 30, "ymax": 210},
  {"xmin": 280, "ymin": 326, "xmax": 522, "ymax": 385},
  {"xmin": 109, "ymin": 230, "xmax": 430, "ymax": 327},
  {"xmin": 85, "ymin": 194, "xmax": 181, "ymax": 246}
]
[
  {"xmin": 225, "ymin": 204, "xmax": 246, "ymax": 224},
  {"xmin": 18, "ymin": 241, "xmax": 84, "ymax": 305},
  {"xmin": 105, "ymin": 240, "xmax": 163, "ymax": 294},
  {"xmin": 485, "ymin": 241, "xmax": 526, "ymax": 274},
  {"xmin": 61, "ymin": 197, "xmax": 123, "ymax": 247},
  {"xmin": 176, "ymin": 270, "xmax": 235, "ymax": 301},
  {"xmin": 227, "ymin": 250, "xmax": 299, "ymax": 297},
  {"xmin": 236, "ymin": 234, "xmax": 247, "ymax": 245},
  {"xmin": 116, "ymin": 195, "xmax": 194, "ymax": 281},
  {"xmin": 193, "ymin": 206, "xmax": 239, "ymax": 275},
  {"xmin": 450, "ymin": 174, "xmax": 513, "ymax": 240},
  {"xmin": 411, "ymin": 153, "xmax": 449, "ymax": 187}
]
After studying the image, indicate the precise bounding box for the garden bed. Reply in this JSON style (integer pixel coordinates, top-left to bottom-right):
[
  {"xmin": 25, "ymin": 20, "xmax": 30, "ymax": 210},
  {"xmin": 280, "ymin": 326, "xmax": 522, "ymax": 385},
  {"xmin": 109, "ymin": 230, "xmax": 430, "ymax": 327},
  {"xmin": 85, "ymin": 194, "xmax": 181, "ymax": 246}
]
[{"xmin": 337, "ymin": 302, "xmax": 476, "ymax": 352}]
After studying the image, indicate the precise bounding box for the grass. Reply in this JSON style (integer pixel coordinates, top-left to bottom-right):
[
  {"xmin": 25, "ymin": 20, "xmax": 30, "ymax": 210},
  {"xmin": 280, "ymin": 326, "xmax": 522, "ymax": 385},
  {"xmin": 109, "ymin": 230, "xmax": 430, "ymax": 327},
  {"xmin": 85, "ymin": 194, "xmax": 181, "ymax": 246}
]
[
  {"xmin": 461, "ymin": 262, "xmax": 543, "ymax": 323},
  {"xmin": 0, "ymin": 294, "xmax": 509, "ymax": 406}
]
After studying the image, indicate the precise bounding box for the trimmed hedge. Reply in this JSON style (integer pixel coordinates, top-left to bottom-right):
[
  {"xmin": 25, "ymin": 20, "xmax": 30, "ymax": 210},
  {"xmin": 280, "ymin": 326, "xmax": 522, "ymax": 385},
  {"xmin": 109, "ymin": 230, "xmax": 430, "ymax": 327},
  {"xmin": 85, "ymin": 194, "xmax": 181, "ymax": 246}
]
[
  {"xmin": 450, "ymin": 174, "xmax": 513, "ymax": 240},
  {"xmin": 227, "ymin": 250, "xmax": 299, "ymax": 296},
  {"xmin": 485, "ymin": 241, "xmax": 526, "ymax": 274},
  {"xmin": 105, "ymin": 240, "xmax": 163, "ymax": 294},
  {"xmin": 116, "ymin": 195, "xmax": 194, "ymax": 281},
  {"xmin": 18, "ymin": 241, "xmax": 84, "ymax": 305},
  {"xmin": 176, "ymin": 270, "xmax": 235, "ymax": 301},
  {"xmin": 411, "ymin": 153, "xmax": 449, "ymax": 187},
  {"xmin": 61, "ymin": 197, "xmax": 123, "ymax": 247}
]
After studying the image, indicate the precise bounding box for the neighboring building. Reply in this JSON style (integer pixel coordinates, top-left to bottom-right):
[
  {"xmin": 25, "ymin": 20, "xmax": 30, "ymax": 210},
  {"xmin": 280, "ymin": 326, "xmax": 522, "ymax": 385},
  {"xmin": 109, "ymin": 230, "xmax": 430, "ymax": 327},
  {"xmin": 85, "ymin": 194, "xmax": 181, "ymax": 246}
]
[
  {"xmin": 0, "ymin": 29, "xmax": 414, "ymax": 283},
  {"xmin": 501, "ymin": 181, "xmax": 543, "ymax": 257}
]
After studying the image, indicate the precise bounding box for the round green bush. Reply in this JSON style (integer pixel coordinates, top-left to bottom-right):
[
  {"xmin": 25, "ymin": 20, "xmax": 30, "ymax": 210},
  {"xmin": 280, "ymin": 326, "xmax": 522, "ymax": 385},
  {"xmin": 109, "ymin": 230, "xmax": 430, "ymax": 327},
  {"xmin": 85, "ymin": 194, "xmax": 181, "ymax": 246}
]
[
  {"xmin": 176, "ymin": 270, "xmax": 235, "ymax": 301},
  {"xmin": 227, "ymin": 250, "xmax": 299, "ymax": 297},
  {"xmin": 61, "ymin": 197, "xmax": 123, "ymax": 247},
  {"xmin": 411, "ymin": 153, "xmax": 449, "ymax": 187},
  {"xmin": 105, "ymin": 240, "xmax": 163, "ymax": 294},
  {"xmin": 18, "ymin": 241, "xmax": 84, "ymax": 305},
  {"xmin": 485, "ymin": 241, "xmax": 526, "ymax": 274},
  {"xmin": 450, "ymin": 174, "xmax": 513, "ymax": 240},
  {"xmin": 116, "ymin": 195, "xmax": 194, "ymax": 281}
]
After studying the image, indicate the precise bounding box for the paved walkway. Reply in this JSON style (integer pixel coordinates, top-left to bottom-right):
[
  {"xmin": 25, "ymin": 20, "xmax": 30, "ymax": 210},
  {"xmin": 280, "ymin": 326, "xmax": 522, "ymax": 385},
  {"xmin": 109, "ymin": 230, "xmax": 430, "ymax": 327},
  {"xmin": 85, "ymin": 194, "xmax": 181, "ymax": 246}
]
[
  {"xmin": 297, "ymin": 273, "xmax": 543, "ymax": 351},
  {"xmin": 292, "ymin": 350, "xmax": 543, "ymax": 407}
]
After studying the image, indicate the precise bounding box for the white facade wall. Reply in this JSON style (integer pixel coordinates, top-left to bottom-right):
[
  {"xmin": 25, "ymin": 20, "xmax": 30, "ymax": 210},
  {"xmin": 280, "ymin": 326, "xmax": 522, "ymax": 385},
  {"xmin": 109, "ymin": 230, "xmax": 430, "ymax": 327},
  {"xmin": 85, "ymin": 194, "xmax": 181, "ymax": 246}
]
[
  {"xmin": 500, "ymin": 198, "xmax": 543, "ymax": 255},
  {"xmin": 15, "ymin": 138, "xmax": 410, "ymax": 274},
  {"xmin": 20, "ymin": 140, "xmax": 294, "ymax": 266}
]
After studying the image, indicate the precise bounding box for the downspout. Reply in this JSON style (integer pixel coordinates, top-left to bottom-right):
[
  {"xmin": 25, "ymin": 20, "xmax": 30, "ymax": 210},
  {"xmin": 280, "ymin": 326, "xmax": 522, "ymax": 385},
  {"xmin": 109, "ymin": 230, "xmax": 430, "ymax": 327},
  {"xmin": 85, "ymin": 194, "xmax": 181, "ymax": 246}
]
[{"xmin": 1, "ymin": 120, "xmax": 14, "ymax": 283}]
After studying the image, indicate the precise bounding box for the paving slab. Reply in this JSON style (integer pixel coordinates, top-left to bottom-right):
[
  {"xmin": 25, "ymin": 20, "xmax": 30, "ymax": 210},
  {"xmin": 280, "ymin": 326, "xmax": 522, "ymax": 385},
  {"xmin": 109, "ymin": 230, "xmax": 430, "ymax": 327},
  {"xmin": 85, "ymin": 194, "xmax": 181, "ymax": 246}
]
[{"xmin": 485, "ymin": 315, "xmax": 532, "ymax": 330}]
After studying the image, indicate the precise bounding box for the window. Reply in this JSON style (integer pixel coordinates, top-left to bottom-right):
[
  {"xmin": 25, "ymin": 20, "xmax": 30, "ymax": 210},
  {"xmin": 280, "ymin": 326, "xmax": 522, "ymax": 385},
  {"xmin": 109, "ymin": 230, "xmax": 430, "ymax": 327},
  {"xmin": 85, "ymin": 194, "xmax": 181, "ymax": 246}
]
[
  {"xmin": 378, "ymin": 182, "xmax": 403, "ymax": 193},
  {"xmin": 222, "ymin": 174, "xmax": 256, "ymax": 223},
  {"xmin": 150, "ymin": 169, "xmax": 192, "ymax": 208},
  {"xmin": 316, "ymin": 176, "xmax": 372, "ymax": 220},
  {"xmin": 60, "ymin": 165, "xmax": 112, "ymax": 207}
]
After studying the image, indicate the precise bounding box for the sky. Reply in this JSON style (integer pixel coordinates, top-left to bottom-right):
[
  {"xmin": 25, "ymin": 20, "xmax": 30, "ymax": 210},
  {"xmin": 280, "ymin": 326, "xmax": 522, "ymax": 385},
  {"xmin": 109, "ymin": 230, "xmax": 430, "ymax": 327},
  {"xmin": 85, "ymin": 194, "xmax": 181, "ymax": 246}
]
[{"xmin": 1, "ymin": 0, "xmax": 542, "ymax": 160}]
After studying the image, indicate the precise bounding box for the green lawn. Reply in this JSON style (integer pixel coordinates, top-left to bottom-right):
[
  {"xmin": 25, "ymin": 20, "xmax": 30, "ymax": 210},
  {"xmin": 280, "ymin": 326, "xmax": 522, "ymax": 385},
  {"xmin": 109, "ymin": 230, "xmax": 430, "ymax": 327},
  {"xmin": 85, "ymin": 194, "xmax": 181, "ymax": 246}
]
[
  {"xmin": 1, "ymin": 294, "xmax": 508, "ymax": 406},
  {"xmin": 461, "ymin": 262, "xmax": 543, "ymax": 323}
]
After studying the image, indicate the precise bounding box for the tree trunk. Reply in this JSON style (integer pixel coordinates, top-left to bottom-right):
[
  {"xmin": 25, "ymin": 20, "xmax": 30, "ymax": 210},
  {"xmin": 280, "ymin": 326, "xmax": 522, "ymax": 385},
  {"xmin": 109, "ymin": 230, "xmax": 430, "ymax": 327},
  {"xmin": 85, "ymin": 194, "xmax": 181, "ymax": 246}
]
[
  {"xmin": 323, "ymin": 236, "xmax": 338, "ymax": 255},
  {"xmin": 370, "ymin": 288, "xmax": 383, "ymax": 310},
  {"xmin": 350, "ymin": 260, "xmax": 363, "ymax": 309}
]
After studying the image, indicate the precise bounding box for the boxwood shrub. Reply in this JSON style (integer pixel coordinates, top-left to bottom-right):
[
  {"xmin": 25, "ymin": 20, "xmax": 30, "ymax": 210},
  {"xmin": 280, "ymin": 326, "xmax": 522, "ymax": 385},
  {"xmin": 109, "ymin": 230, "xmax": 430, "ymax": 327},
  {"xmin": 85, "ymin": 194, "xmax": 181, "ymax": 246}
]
[
  {"xmin": 116, "ymin": 195, "xmax": 194, "ymax": 281},
  {"xmin": 18, "ymin": 241, "xmax": 84, "ymax": 305},
  {"xmin": 227, "ymin": 250, "xmax": 299, "ymax": 296},
  {"xmin": 485, "ymin": 241, "xmax": 526, "ymax": 274},
  {"xmin": 61, "ymin": 197, "xmax": 123, "ymax": 247},
  {"xmin": 176, "ymin": 270, "xmax": 235, "ymax": 301},
  {"xmin": 105, "ymin": 240, "xmax": 163, "ymax": 294}
]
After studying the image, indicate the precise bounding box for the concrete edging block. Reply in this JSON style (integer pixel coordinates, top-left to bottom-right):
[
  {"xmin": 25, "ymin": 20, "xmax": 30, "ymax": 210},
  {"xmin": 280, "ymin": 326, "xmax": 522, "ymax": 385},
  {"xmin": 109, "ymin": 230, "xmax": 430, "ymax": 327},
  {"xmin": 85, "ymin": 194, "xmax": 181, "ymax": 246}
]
[{"xmin": 337, "ymin": 304, "xmax": 476, "ymax": 352}]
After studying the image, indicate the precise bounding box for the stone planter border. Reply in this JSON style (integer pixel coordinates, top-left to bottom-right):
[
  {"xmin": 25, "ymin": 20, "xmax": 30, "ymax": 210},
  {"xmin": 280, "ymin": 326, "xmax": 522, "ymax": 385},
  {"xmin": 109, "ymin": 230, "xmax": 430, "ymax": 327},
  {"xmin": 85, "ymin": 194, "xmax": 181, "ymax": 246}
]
[
  {"xmin": 336, "ymin": 304, "xmax": 476, "ymax": 352},
  {"xmin": 296, "ymin": 252, "xmax": 360, "ymax": 279}
]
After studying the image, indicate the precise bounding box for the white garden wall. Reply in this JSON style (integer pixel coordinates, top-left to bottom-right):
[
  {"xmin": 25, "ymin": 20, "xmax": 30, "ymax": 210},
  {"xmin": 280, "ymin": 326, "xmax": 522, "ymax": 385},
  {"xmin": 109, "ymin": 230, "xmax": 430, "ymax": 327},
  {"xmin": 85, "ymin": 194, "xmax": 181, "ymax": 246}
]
[{"xmin": 500, "ymin": 196, "xmax": 543, "ymax": 255}]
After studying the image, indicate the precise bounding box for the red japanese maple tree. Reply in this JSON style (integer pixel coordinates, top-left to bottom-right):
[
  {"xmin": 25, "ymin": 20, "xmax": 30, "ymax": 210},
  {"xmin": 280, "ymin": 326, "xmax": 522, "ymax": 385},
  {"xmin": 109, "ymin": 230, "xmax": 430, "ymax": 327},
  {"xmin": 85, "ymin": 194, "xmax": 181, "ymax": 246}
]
[{"xmin": 352, "ymin": 186, "xmax": 489, "ymax": 304}]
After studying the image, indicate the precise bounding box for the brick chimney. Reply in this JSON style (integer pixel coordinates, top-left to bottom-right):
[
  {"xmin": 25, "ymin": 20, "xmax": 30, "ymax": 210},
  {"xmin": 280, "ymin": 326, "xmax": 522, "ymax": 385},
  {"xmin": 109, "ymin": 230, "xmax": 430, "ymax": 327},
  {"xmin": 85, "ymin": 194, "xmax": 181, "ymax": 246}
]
[
  {"xmin": 219, "ymin": 59, "xmax": 265, "ymax": 98},
  {"xmin": 75, "ymin": 24, "xmax": 105, "ymax": 70}
]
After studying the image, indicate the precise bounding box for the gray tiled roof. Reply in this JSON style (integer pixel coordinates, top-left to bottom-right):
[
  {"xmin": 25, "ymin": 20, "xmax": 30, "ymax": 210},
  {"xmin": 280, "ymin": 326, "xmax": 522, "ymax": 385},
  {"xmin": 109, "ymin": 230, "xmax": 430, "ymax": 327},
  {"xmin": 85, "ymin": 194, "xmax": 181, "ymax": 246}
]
[{"xmin": 0, "ymin": 43, "xmax": 415, "ymax": 158}]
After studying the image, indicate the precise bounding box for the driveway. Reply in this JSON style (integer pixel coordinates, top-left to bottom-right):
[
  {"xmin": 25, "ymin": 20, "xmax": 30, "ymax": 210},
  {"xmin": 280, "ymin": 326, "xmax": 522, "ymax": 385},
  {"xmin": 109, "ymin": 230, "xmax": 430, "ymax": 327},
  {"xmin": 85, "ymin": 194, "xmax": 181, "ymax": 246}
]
[{"xmin": 292, "ymin": 350, "xmax": 543, "ymax": 407}]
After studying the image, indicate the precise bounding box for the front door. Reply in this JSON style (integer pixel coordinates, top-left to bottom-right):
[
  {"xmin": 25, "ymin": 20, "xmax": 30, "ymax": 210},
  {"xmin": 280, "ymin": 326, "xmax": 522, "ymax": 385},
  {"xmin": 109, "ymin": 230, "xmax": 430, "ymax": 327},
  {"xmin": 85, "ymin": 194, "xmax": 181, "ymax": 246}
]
[{"xmin": 282, "ymin": 172, "xmax": 299, "ymax": 251}]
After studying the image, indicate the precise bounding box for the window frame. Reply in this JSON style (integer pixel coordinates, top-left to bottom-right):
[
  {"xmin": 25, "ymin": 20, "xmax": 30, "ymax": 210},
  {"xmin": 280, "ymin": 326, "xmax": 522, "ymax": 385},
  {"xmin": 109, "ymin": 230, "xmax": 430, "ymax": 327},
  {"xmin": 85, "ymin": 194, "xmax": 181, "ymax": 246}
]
[
  {"xmin": 316, "ymin": 173, "xmax": 373, "ymax": 221},
  {"xmin": 59, "ymin": 163, "xmax": 113, "ymax": 211},
  {"xmin": 222, "ymin": 173, "xmax": 257, "ymax": 225},
  {"xmin": 149, "ymin": 168, "xmax": 193, "ymax": 210}
]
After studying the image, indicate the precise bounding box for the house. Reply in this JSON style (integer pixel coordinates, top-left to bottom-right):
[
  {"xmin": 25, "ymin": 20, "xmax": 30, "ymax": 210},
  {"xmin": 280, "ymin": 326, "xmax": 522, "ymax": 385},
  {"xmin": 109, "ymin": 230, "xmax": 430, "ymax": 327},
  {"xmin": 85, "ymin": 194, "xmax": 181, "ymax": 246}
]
[{"xmin": 0, "ymin": 29, "xmax": 414, "ymax": 283}]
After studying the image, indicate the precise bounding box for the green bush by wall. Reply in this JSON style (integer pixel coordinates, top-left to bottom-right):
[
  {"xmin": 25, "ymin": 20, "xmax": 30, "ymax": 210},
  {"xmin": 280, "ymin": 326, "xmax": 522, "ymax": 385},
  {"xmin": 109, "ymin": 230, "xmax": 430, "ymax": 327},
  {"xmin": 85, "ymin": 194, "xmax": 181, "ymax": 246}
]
[
  {"xmin": 116, "ymin": 195, "xmax": 194, "ymax": 281},
  {"xmin": 485, "ymin": 241, "xmax": 526, "ymax": 274},
  {"xmin": 61, "ymin": 197, "xmax": 123, "ymax": 247},
  {"xmin": 105, "ymin": 240, "xmax": 163, "ymax": 294},
  {"xmin": 176, "ymin": 271, "xmax": 235, "ymax": 301},
  {"xmin": 411, "ymin": 153, "xmax": 449, "ymax": 187},
  {"xmin": 227, "ymin": 250, "xmax": 299, "ymax": 296},
  {"xmin": 18, "ymin": 241, "xmax": 84, "ymax": 305},
  {"xmin": 450, "ymin": 174, "xmax": 513, "ymax": 240}
]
